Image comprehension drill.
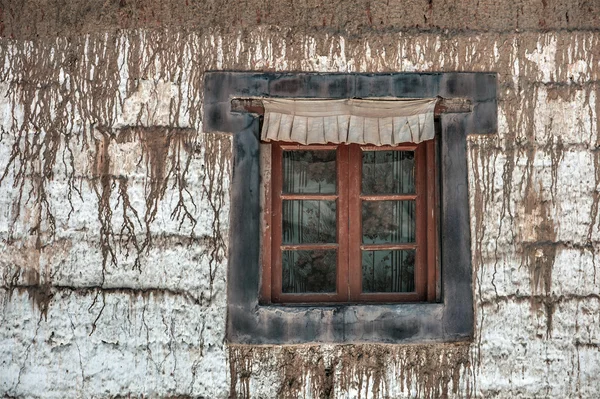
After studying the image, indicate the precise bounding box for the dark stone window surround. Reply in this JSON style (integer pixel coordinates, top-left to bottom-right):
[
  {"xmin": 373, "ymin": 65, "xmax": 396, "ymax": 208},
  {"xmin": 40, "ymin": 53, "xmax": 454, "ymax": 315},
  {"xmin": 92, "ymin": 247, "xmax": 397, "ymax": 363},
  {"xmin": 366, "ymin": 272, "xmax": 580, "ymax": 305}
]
[{"xmin": 203, "ymin": 72, "xmax": 497, "ymax": 344}]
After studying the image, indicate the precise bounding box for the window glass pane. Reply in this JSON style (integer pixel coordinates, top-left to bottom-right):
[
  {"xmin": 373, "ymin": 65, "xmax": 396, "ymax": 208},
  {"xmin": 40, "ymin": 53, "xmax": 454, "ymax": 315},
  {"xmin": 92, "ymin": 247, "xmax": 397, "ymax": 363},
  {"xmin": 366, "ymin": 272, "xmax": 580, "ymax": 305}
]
[
  {"xmin": 282, "ymin": 250, "xmax": 336, "ymax": 293},
  {"xmin": 362, "ymin": 249, "xmax": 415, "ymax": 293},
  {"xmin": 283, "ymin": 150, "xmax": 336, "ymax": 194},
  {"xmin": 362, "ymin": 200, "xmax": 415, "ymax": 244},
  {"xmin": 362, "ymin": 150, "xmax": 415, "ymax": 194},
  {"xmin": 283, "ymin": 200, "xmax": 336, "ymax": 244}
]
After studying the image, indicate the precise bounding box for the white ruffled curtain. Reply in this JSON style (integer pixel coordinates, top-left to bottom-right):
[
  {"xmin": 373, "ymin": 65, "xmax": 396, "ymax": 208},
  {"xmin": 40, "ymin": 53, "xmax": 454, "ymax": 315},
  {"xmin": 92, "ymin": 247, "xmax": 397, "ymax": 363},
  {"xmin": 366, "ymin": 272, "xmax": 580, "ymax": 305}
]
[{"xmin": 261, "ymin": 98, "xmax": 437, "ymax": 145}]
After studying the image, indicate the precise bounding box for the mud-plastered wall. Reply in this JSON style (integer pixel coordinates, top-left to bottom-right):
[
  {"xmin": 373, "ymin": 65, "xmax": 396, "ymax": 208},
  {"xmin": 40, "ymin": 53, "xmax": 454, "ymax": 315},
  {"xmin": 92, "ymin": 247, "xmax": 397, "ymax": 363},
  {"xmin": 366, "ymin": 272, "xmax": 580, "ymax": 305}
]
[{"xmin": 0, "ymin": 1, "xmax": 600, "ymax": 397}]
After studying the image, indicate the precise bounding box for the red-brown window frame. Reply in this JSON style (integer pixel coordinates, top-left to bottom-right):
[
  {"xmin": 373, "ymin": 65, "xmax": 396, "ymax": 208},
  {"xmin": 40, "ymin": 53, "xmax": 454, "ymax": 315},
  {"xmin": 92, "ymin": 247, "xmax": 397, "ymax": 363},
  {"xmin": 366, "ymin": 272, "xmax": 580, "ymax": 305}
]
[{"xmin": 261, "ymin": 140, "xmax": 438, "ymax": 304}]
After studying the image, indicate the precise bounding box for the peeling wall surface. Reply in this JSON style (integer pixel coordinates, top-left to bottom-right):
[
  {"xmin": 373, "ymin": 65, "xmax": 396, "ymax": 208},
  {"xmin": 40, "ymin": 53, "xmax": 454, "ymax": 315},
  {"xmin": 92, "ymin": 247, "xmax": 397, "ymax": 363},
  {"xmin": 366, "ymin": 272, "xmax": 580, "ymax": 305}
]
[{"xmin": 1, "ymin": 1, "xmax": 600, "ymax": 398}]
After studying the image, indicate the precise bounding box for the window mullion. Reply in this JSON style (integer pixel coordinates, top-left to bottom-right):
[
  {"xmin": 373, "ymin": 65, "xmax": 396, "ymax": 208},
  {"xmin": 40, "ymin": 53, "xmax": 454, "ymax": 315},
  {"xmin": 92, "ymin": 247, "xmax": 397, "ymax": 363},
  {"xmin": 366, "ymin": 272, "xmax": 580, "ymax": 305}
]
[
  {"xmin": 348, "ymin": 144, "xmax": 362, "ymax": 301},
  {"xmin": 337, "ymin": 145, "xmax": 350, "ymax": 301}
]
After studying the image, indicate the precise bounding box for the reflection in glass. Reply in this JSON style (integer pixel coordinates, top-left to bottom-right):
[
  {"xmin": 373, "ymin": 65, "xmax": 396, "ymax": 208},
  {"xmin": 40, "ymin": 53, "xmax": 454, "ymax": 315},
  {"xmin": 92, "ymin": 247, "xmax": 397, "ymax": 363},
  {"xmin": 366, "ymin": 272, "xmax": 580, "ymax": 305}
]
[
  {"xmin": 283, "ymin": 150, "xmax": 336, "ymax": 194},
  {"xmin": 282, "ymin": 250, "xmax": 337, "ymax": 293},
  {"xmin": 362, "ymin": 150, "xmax": 415, "ymax": 194},
  {"xmin": 282, "ymin": 200, "xmax": 336, "ymax": 244},
  {"xmin": 362, "ymin": 201, "xmax": 415, "ymax": 244},
  {"xmin": 362, "ymin": 250, "xmax": 415, "ymax": 293}
]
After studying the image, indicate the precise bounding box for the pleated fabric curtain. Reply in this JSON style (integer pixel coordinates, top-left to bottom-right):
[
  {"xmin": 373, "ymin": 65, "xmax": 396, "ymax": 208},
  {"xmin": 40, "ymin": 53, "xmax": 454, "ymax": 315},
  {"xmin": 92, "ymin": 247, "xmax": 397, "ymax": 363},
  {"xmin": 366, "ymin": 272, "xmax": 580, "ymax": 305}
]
[{"xmin": 261, "ymin": 98, "xmax": 437, "ymax": 145}]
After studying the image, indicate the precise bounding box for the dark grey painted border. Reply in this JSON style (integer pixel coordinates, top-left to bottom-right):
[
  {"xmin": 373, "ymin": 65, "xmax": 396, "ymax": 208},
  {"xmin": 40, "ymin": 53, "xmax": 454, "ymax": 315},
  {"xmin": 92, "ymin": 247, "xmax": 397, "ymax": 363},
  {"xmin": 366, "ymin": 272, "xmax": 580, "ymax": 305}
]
[{"xmin": 203, "ymin": 72, "xmax": 496, "ymax": 344}]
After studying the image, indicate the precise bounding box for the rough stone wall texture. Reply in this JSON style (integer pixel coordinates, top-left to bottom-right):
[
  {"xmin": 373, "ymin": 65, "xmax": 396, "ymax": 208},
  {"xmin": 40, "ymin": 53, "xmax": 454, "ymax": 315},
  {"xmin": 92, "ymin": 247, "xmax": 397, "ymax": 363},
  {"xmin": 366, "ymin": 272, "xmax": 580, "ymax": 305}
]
[{"xmin": 0, "ymin": 1, "xmax": 600, "ymax": 398}]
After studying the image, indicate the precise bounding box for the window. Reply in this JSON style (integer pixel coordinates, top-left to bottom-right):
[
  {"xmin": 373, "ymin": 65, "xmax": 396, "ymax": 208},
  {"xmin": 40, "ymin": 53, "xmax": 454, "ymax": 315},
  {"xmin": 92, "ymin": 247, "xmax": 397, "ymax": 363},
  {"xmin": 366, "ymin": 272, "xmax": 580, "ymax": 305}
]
[
  {"xmin": 203, "ymin": 72, "xmax": 497, "ymax": 344},
  {"xmin": 261, "ymin": 141, "xmax": 438, "ymax": 304}
]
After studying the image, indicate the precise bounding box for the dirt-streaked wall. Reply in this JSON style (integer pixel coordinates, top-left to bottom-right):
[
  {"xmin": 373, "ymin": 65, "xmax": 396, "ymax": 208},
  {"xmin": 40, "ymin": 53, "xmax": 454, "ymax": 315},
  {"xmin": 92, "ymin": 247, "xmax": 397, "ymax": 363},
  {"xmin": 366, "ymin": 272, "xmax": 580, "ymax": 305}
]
[
  {"xmin": 1, "ymin": 1, "xmax": 599, "ymax": 397},
  {"xmin": 2, "ymin": 0, "xmax": 599, "ymax": 39}
]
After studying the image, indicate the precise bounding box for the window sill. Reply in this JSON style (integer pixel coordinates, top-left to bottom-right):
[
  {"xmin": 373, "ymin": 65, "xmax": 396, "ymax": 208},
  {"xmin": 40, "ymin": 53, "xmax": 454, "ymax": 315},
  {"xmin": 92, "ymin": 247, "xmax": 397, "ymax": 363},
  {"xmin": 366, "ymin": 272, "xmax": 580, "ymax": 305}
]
[{"xmin": 230, "ymin": 302, "xmax": 457, "ymax": 345}]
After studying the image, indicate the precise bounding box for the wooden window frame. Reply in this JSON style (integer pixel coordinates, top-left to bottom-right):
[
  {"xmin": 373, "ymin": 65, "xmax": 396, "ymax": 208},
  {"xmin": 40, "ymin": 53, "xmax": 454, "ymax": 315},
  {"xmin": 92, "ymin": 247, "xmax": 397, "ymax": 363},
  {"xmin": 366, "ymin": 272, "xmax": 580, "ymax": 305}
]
[{"xmin": 261, "ymin": 140, "xmax": 438, "ymax": 305}]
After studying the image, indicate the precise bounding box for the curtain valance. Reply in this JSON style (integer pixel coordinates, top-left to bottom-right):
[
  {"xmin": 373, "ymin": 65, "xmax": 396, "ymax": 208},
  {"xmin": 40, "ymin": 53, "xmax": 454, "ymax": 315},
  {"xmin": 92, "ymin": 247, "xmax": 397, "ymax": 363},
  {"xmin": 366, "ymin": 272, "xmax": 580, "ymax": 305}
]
[{"xmin": 261, "ymin": 98, "xmax": 437, "ymax": 145}]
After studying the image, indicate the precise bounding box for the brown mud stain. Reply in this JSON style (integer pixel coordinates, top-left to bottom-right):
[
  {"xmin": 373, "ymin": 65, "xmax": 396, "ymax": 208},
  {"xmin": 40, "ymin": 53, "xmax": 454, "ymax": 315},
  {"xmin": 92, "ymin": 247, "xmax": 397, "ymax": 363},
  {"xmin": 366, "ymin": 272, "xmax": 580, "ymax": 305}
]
[
  {"xmin": 16, "ymin": 270, "xmax": 53, "ymax": 321},
  {"xmin": 91, "ymin": 126, "xmax": 198, "ymax": 274},
  {"xmin": 4, "ymin": 237, "xmax": 53, "ymax": 320},
  {"xmin": 201, "ymin": 133, "xmax": 232, "ymax": 300},
  {"xmin": 522, "ymin": 183, "xmax": 557, "ymax": 337},
  {"xmin": 229, "ymin": 344, "xmax": 472, "ymax": 399},
  {"xmin": 468, "ymin": 134, "xmax": 499, "ymax": 369},
  {"xmin": 94, "ymin": 130, "xmax": 116, "ymax": 281}
]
